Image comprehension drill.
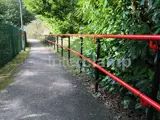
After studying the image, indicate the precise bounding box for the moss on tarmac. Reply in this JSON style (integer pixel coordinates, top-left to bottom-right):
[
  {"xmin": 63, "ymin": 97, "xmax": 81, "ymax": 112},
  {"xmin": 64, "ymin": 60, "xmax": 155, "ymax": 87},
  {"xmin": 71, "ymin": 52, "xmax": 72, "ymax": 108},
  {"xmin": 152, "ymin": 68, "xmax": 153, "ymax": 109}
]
[{"xmin": 0, "ymin": 43, "xmax": 30, "ymax": 91}]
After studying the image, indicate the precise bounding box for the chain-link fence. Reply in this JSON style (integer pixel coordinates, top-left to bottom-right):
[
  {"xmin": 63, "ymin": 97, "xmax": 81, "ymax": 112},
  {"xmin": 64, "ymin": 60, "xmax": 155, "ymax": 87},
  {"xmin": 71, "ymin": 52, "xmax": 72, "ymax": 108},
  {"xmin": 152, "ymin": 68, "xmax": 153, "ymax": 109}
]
[{"xmin": 0, "ymin": 24, "xmax": 27, "ymax": 67}]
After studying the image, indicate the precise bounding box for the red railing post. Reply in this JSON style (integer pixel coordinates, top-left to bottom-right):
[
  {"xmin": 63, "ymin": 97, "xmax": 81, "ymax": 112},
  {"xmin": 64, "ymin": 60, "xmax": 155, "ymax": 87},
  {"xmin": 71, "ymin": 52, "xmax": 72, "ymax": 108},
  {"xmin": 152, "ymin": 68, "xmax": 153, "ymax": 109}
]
[
  {"xmin": 95, "ymin": 38, "xmax": 101, "ymax": 92},
  {"xmin": 147, "ymin": 49, "xmax": 160, "ymax": 120}
]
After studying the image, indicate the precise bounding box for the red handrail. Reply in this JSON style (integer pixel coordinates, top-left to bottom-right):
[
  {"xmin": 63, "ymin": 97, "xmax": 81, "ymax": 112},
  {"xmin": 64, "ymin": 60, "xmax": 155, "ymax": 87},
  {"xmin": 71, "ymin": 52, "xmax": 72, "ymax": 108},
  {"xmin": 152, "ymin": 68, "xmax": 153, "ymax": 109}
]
[
  {"xmin": 44, "ymin": 34, "xmax": 160, "ymax": 41},
  {"xmin": 46, "ymin": 39, "xmax": 160, "ymax": 112}
]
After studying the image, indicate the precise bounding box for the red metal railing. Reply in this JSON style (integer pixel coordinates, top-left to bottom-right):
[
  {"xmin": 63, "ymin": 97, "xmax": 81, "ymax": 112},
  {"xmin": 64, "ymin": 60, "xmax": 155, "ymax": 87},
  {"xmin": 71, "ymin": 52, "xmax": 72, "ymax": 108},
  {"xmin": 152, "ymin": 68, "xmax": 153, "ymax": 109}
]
[
  {"xmin": 43, "ymin": 34, "xmax": 160, "ymax": 116},
  {"xmin": 45, "ymin": 34, "xmax": 160, "ymax": 41}
]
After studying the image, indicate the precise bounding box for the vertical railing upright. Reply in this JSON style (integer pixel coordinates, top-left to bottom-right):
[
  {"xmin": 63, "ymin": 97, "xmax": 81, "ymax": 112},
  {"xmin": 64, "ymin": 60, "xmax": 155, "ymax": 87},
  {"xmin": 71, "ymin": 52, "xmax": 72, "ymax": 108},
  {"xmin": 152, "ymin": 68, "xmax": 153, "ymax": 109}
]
[
  {"xmin": 95, "ymin": 39, "xmax": 101, "ymax": 92},
  {"xmin": 53, "ymin": 36, "xmax": 56, "ymax": 50},
  {"xmin": 80, "ymin": 37, "xmax": 83, "ymax": 73},
  {"xmin": 147, "ymin": 49, "xmax": 160, "ymax": 120},
  {"xmin": 68, "ymin": 36, "xmax": 71, "ymax": 64},
  {"xmin": 61, "ymin": 36, "xmax": 63, "ymax": 57},
  {"xmin": 57, "ymin": 36, "xmax": 59, "ymax": 52},
  {"xmin": 45, "ymin": 35, "xmax": 47, "ymax": 45},
  {"xmin": 49, "ymin": 35, "xmax": 51, "ymax": 47}
]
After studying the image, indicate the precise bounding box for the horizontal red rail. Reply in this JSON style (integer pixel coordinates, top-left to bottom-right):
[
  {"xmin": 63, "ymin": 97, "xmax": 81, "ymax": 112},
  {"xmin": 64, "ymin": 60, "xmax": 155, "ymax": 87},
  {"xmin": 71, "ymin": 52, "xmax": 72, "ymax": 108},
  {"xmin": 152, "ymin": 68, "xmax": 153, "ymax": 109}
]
[
  {"xmin": 44, "ymin": 34, "xmax": 160, "ymax": 41},
  {"xmin": 46, "ymin": 39, "xmax": 160, "ymax": 112}
]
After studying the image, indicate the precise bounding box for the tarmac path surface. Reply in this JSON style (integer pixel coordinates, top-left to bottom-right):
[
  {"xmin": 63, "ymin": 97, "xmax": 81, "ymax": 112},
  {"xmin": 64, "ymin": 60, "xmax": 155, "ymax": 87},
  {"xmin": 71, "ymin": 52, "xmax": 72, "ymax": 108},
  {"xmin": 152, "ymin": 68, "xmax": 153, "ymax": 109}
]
[{"xmin": 0, "ymin": 39, "xmax": 114, "ymax": 120}]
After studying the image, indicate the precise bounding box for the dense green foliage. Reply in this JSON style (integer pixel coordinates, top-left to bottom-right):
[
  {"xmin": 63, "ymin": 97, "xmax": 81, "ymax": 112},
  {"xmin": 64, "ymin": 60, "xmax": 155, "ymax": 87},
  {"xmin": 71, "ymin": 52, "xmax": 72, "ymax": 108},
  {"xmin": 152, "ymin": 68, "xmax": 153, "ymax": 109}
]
[
  {"xmin": 24, "ymin": 0, "xmax": 160, "ymax": 113},
  {"xmin": 24, "ymin": 0, "xmax": 78, "ymax": 33},
  {"xmin": 0, "ymin": 0, "xmax": 35, "ymax": 28}
]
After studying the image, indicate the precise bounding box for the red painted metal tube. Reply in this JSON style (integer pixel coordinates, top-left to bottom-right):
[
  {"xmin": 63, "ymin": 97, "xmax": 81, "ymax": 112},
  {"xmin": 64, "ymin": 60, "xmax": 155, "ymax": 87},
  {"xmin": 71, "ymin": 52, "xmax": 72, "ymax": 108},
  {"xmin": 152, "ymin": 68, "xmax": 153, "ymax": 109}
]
[
  {"xmin": 44, "ymin": 34, "xmax": 160, "ymax": 41},
  {"xmin": 46, "ymin": 39, "xmax": 160, "ymax": 112}
]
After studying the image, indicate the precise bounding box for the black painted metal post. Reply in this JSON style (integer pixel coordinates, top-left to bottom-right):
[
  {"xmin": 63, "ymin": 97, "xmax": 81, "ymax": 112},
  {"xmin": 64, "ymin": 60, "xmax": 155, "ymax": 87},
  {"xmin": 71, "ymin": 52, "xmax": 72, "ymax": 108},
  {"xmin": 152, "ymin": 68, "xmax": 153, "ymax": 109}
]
[
  {"xmin": 61, "ymin": 37, "xmax": 63, "ymax": 57},
  {"xmin": 46, "ymin": 36, "xmax": 49, "ymax": 46},
  {"xmin": 49, "ymin": 35, "xmax": 51, "ymax": 47},
  {"xmin": 95, "ymin": 39, "xmax": 101, "ymax": 92},
  {"xmin": 44, "ymin": 36, "xmax": 46, "ymax": 44},
  {"xmin": 54, "ymin": 36, "xmax": 56, "ymax": 50},
  {"xmin": 147, "ymin": 49, "xmax": 160, "ymax": 120},
  {"xmin": 68, "ymin": 36, "xmax": 71, "ymax": 64},
  {"xmin": 80, "ymin": 37, "xmax": 83, "ymax": 73},
  {"xmin": 57, "ymin": 36, "xmax": 59, "ymax": 52},
  {"xmin": 45, "ymin": 36, "xmax": 47, "ymax": 45}
]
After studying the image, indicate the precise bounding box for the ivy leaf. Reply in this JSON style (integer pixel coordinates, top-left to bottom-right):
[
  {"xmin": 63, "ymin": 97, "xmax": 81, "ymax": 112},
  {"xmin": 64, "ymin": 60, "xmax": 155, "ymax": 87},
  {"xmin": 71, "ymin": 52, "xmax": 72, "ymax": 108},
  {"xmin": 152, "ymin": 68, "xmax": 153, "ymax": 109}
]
[
  {"xmin": 154, "ymin": 27, "xmax": 160, "ymax": 34},
  {"xmin": 153, "ymin": 0, "xmax": 160, "ymax": 8},
  {"xmin": 135, "ymin": 103, "xmax": 143, "ymax": 109},
  {"xmin": 122, "ymin": 96, "xmax": 136, "ymax": 109}
]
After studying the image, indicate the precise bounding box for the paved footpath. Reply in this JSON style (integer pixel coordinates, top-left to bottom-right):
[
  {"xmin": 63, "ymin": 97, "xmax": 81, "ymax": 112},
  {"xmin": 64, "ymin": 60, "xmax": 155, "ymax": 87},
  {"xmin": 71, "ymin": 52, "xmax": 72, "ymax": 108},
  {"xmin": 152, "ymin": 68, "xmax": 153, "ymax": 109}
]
[{"xmin": 0, "ymin": 39, "xmax": 114, "ymax": 120}]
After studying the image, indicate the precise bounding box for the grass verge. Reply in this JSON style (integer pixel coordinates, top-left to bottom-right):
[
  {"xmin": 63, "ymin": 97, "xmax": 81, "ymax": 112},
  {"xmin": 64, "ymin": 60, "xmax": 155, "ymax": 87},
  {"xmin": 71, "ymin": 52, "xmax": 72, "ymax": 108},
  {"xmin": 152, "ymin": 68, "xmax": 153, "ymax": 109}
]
[{"xmin": 0, "ymin": 43, "xmax": 30, "ymax": 91}]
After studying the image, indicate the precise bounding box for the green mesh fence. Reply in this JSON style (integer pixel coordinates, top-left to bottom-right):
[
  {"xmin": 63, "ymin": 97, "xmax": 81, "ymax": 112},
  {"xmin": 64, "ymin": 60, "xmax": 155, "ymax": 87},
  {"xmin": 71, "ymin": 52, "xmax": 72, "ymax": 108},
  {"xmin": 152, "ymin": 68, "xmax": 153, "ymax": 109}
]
[{"xmin": 0, "ymin": 24, "xmax": 27, "ymax": 67}]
